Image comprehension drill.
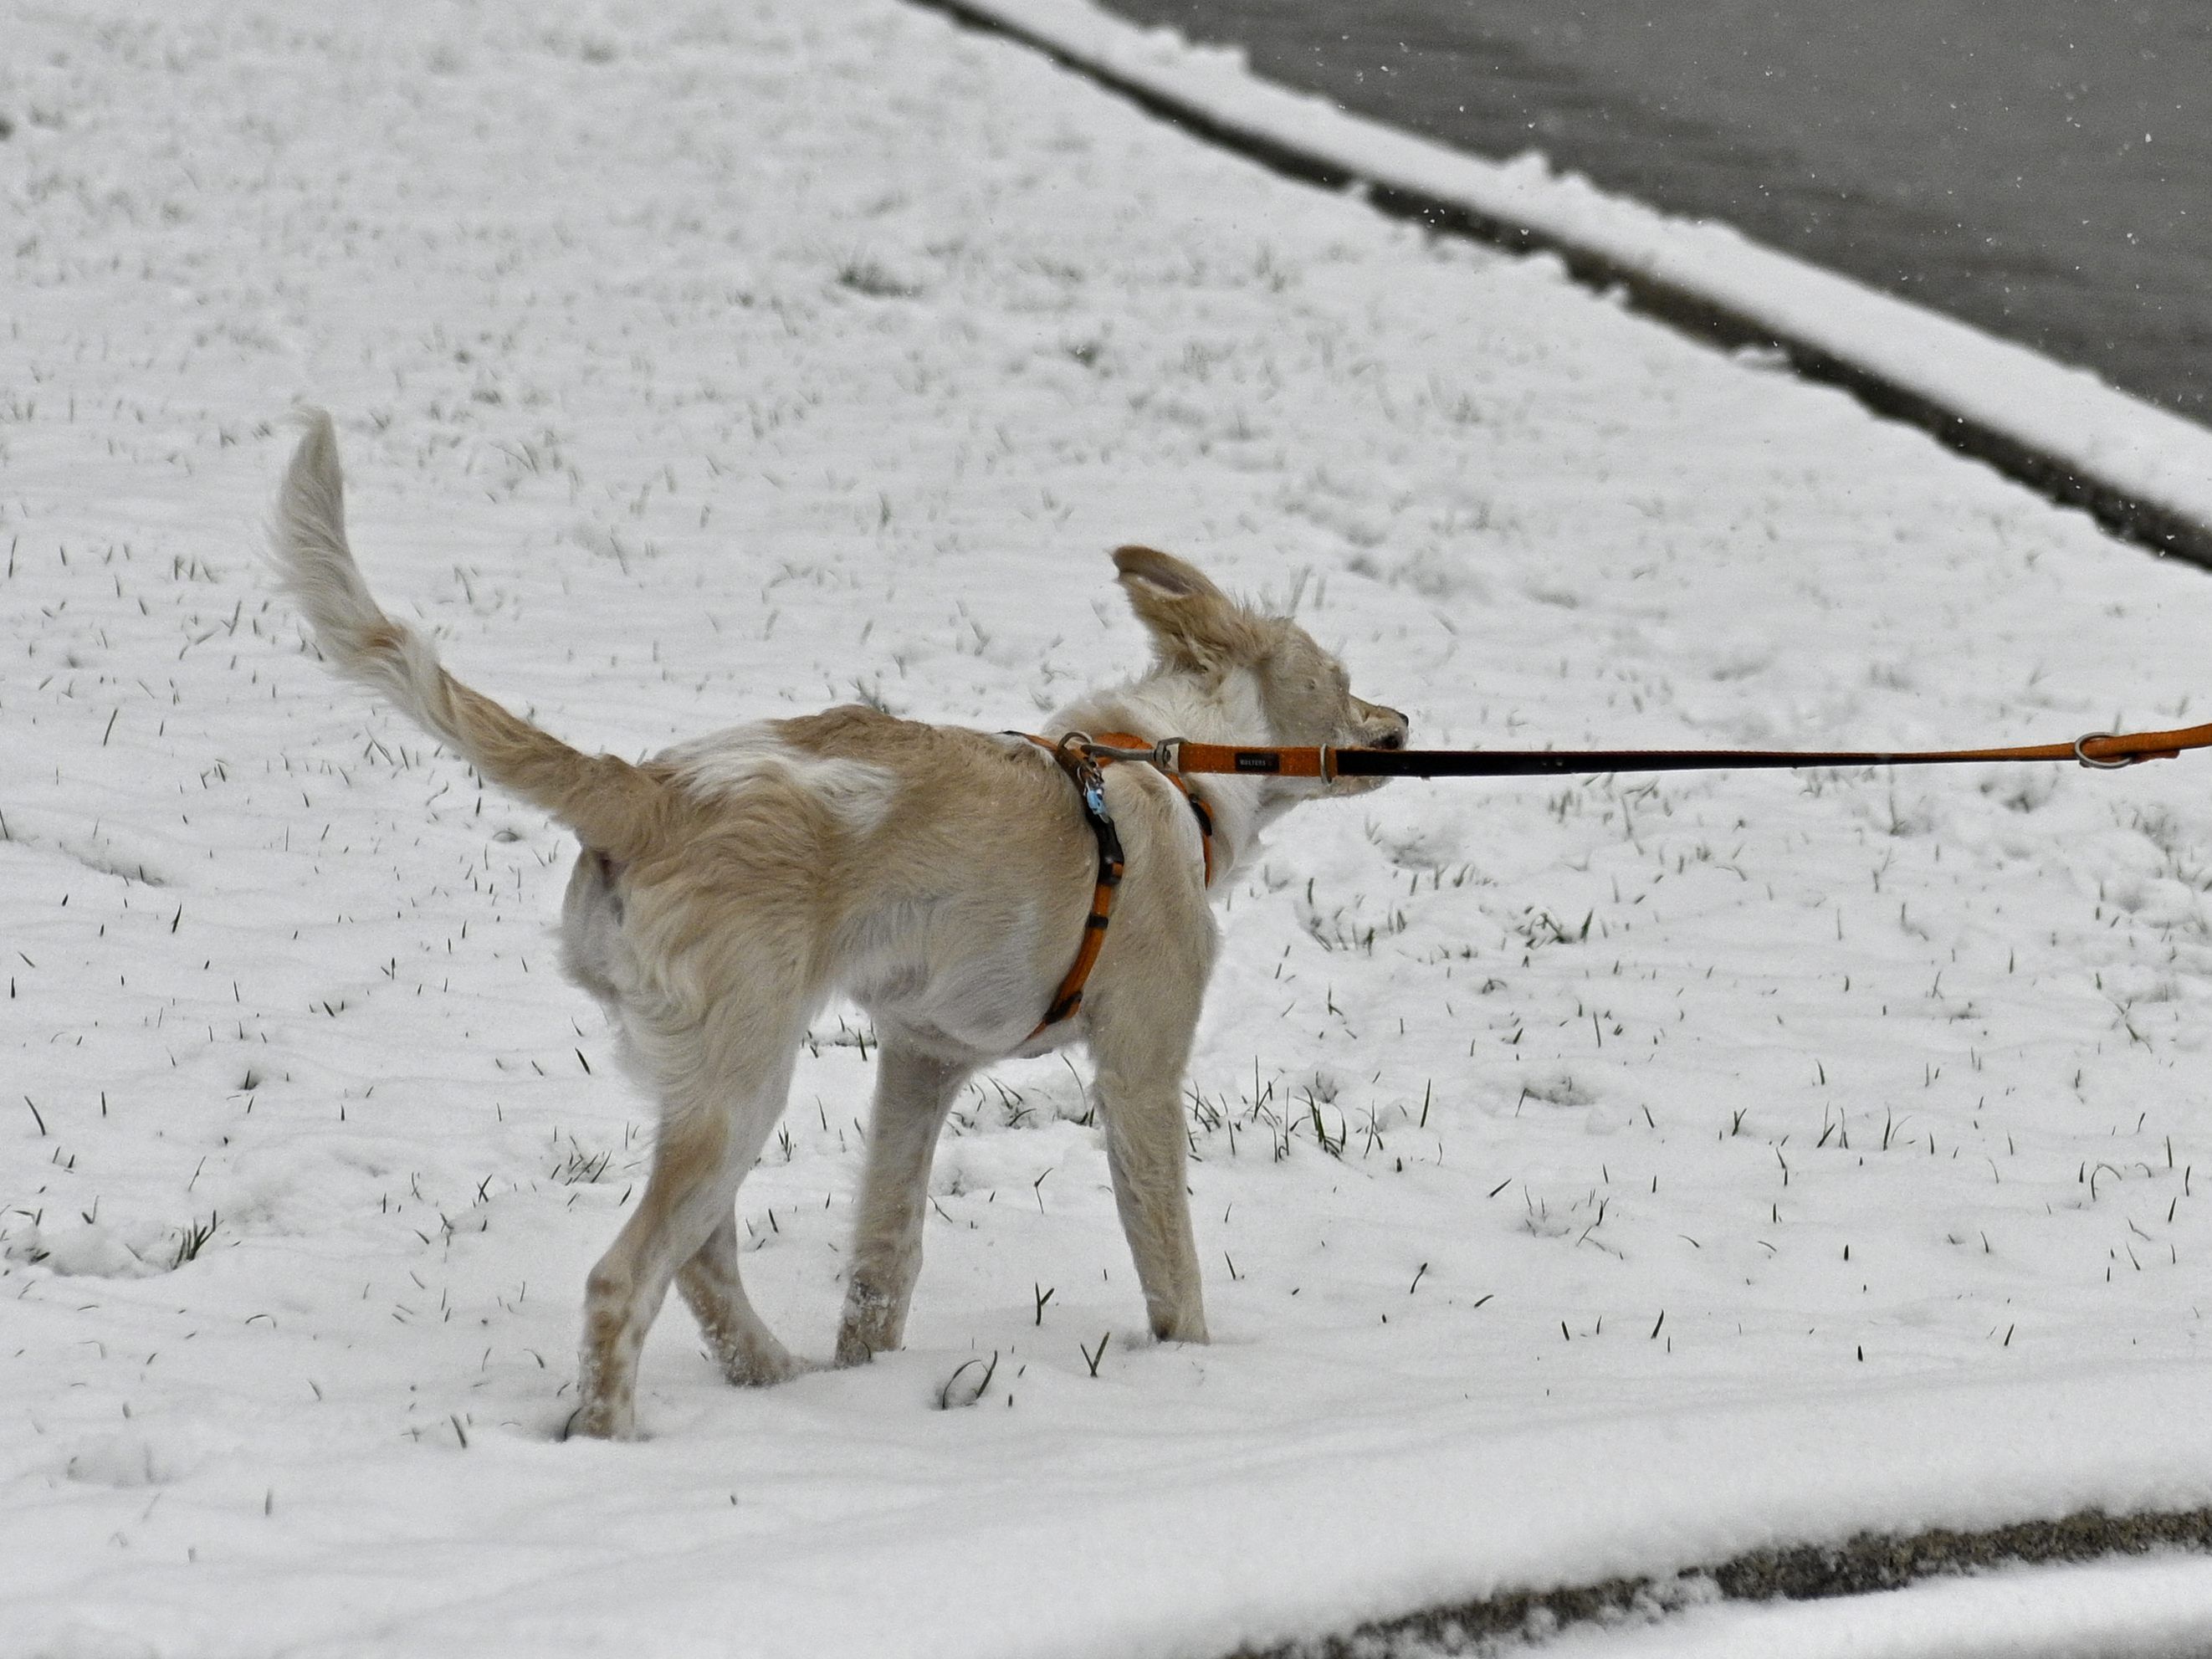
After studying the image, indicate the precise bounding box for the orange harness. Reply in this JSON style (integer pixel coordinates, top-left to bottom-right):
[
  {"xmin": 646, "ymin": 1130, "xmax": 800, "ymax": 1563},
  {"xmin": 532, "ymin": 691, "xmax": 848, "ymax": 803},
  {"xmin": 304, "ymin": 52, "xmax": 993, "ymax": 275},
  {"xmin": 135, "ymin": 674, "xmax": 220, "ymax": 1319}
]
[{"xmin": 1022, "ymin": 732, "xmax": 1214, "ymax": 1040}]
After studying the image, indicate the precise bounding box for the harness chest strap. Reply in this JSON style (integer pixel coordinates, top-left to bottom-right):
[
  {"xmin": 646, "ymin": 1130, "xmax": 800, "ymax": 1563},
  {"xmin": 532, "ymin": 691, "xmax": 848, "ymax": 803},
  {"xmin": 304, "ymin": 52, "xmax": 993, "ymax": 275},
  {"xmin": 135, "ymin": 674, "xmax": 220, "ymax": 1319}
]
[{"xmin": 1020, "ymin": 732, "xmax": 1215, "ymax": 1039}]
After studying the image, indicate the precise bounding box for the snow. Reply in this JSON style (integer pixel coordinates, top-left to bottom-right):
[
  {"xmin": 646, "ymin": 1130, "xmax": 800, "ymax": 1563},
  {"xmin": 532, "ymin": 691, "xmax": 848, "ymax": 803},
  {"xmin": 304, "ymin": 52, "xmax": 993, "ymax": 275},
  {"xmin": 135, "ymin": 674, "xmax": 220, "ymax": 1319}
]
[
  {"xmin": 955, "ymin": 0, "xmax": 2212, "ymax": 550},
  {"xmin": 6, "ymin": 0, "xmax": 2212, "ymax": 1654}
]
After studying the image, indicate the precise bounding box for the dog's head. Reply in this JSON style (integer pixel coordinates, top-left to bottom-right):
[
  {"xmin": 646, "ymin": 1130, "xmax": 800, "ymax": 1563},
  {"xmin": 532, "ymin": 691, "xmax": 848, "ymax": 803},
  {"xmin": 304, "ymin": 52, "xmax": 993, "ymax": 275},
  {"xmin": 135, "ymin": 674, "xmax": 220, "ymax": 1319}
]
[{"xmin": 1114, "ymin": 545, "xmax": 1408, "ymax": 791}]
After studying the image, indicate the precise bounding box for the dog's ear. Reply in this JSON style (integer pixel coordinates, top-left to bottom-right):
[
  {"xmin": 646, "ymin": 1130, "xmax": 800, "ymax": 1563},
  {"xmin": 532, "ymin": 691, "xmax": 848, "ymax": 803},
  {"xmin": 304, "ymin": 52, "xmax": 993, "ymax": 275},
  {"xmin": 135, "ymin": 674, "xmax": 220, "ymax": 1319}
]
[{"xmin": 1114, "ymin": 545, "xmax": 1268, "ymax": 671}]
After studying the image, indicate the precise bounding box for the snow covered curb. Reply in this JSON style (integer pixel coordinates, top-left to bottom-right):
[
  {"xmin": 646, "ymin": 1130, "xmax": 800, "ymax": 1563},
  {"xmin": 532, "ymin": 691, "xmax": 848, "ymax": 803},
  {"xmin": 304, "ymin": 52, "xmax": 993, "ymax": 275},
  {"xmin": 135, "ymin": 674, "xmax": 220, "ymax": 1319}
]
[
  {"xmin": 914, "ymin": 0, "xmax": 2212, "ymax": 566},
  {"xmin": 1231, "ymin": 1505, "xmax": 2212, "ymax": 1656}
]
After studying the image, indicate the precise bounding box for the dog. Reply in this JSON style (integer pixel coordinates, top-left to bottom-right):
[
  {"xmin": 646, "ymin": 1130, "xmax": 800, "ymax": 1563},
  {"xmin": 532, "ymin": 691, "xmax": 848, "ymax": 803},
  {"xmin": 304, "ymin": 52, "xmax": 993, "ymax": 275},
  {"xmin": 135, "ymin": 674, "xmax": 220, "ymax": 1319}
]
[{"xmin": 272, "ymin": 411, "xmax": 1409, "ymax": 1437}]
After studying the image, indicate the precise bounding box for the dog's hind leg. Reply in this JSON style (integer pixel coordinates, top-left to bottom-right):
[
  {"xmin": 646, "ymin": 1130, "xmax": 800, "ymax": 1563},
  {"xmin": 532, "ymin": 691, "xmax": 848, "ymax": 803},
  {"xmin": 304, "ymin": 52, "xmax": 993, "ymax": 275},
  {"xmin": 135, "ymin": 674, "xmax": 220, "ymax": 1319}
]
[
  {"xmin": 833, "ymin": 1042, "xmax": 971, "ymax": 1366},
  {"xmin": 678, "ymin": 1211, "xmax": 802, "ymax": 1388},
  {"xmin": 571, "ymin": 1012, "xmax": 803, "ymax": 1441}
]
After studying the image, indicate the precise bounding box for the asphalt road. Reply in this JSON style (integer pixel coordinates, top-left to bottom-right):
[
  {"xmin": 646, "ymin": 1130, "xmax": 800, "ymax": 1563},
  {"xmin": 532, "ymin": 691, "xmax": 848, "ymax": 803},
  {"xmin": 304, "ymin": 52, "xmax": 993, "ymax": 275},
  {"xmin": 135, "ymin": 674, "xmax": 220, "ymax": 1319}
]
[{"xmin": 1096, "ymin": 0, "xmax": 2211, "ymax": 426}]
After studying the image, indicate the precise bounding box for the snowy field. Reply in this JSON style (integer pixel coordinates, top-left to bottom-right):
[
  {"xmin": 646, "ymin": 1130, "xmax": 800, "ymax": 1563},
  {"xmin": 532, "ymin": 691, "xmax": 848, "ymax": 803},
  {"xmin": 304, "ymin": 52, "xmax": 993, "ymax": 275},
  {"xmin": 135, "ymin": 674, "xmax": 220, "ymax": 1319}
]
[{"xmin": 8, "ymin": 0, "xmax": 2212, "ymax": 1654}]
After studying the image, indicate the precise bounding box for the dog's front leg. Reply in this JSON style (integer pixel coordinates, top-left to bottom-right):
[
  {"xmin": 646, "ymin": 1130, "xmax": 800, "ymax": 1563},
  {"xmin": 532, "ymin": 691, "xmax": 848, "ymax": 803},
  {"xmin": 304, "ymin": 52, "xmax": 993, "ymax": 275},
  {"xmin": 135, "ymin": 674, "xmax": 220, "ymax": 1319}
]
[
  {"xmin": 835, "ymin": 1041, "xmax": 971, "ymax": 1365},
  {"xmin": 1088, "ymin": 998, "xmax": 1209, "ymax": 1344}
]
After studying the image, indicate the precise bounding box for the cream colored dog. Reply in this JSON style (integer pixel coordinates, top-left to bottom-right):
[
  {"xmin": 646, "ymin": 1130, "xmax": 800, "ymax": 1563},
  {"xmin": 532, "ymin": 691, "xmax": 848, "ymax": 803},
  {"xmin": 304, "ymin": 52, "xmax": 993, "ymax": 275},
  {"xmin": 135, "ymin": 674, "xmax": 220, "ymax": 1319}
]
[{"xmin": 273, "ymin": 412, "xmax": 1408, "ymax": 1438}]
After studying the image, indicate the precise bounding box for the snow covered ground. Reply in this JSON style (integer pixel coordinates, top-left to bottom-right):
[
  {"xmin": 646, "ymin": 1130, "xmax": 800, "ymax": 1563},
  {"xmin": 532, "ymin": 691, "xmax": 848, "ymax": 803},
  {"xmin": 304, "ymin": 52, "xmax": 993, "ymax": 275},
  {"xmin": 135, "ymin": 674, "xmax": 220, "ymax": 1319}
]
[{"xmin": 7, "ymin": 0, "xmax": 2212, "ymax": 1654}]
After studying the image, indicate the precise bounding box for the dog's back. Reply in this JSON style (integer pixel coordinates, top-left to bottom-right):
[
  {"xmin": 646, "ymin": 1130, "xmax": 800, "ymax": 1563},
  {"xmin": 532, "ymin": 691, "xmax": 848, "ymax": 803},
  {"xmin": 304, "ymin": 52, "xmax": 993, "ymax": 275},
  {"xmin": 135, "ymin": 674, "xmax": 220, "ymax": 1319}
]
[{"xmin": 631, "ymin": 709, "xmax": 1109, "ymax": 1058}]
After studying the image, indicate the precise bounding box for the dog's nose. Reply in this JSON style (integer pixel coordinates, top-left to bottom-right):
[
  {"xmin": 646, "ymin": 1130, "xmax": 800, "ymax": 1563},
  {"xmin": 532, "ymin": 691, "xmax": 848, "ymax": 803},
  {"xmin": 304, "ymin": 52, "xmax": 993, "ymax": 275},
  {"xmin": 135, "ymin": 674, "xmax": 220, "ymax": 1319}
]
[
  {"xmin": 1352, "ymin": 698, "xmax": 1409, "ymax": 751},
  {"xmin": 1361, "ymin": 702, "xmax": 1409, "ymax": 750}
]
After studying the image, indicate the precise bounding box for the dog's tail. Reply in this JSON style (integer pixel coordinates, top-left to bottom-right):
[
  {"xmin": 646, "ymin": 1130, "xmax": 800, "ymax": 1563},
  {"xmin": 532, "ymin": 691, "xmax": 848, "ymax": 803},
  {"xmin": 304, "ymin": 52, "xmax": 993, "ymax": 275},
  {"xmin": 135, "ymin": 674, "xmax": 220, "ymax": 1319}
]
[{"xmin": 272, "ymin": 410, "xmax": 673, "ymax": 863}]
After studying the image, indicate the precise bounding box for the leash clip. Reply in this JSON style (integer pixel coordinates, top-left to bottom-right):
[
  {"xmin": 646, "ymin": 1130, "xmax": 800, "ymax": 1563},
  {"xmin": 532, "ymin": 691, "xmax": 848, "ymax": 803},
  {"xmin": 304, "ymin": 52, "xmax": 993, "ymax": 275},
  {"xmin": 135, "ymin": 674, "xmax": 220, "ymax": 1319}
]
[
  {"xmin": 1073, "ymin": 731, "xmax": 1185, "ymax": 775},
  {"xmin": 1054, "ymin": 732, "xmax": 1111, "ymax": 813},
  {"xmin": 2072, "ymin": 731, "xmax": 2135, "ymax": 771}
]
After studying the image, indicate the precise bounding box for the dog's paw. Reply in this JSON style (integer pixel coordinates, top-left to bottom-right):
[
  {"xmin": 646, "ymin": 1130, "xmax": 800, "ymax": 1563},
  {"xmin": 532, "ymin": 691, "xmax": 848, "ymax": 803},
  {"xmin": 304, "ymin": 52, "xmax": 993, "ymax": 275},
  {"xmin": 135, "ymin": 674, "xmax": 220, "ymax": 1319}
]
[
  {"xmin": 834, "ymin": 1281, "xmax": 902, "ymax": 1368},
  {"xmin": 705, "ymin": 1329, "xmax": 807, "ymax": 1388},
  {"xmin": 726, "ymin": 1345, "xmax": 808, "ymax": 1388}
]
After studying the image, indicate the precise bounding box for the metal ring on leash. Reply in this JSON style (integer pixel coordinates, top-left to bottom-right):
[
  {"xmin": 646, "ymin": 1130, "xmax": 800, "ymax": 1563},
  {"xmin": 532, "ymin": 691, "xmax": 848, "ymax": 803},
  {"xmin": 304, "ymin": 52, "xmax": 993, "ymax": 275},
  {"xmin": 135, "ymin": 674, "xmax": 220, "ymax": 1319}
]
[{"xmin": 2073, "ymin": 731, "xmax": 2135, "ymax": 770}]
